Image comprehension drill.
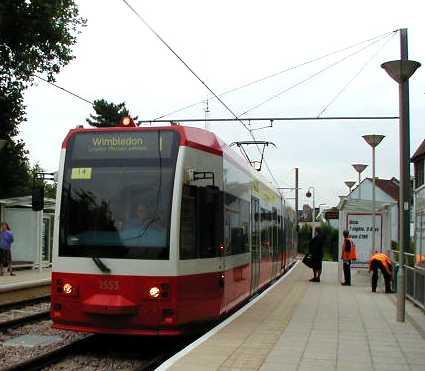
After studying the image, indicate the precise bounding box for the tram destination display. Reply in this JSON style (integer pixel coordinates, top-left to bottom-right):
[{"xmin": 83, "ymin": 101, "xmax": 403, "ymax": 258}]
[{"xmin": 69, "ymin": 131, "xmax": 178, "ymax": 160}]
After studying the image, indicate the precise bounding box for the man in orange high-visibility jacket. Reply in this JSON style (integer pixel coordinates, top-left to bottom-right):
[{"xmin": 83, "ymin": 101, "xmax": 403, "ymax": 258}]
[
  {"xmin": 368, "ymin": 252, "xmax": 393, "ymax": 293},
  {"xmin": 341, "ymin": 230, "xmax": 357, "ymax": 286}
]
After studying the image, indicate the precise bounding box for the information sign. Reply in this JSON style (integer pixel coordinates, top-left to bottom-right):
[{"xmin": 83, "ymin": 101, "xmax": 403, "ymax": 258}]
[{"xmin": 346, "ymin": 213, "xmax": 382, "ymax": 263}]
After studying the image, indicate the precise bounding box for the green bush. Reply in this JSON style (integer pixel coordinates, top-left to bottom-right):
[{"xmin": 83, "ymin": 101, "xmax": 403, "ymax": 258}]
[
  {"xmin": 297, "ymin": 224, "xmax": 312, "ymax": 254},
  {"xmin": 298, "ymin": 223, "xmax": 339, "ymax": 261},
  {"xmin": 320, "ymin": 223, "xmax": 339, "ymax": 261}
]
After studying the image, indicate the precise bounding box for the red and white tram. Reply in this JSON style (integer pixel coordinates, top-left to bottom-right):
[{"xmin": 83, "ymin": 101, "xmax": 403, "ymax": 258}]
[{"xmin": 50, "ymin": 122, "xmax": 297, "ymax": 336}]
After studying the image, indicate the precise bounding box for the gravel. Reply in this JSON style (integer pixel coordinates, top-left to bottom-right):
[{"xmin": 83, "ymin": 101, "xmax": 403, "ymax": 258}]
[{"xmin": 0, "ymin": 320, "xmax": 86, "ymax": 370}]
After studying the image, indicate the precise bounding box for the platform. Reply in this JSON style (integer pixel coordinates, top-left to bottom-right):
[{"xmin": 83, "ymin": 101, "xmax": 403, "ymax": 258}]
[
  {"xmin": 159, "ymin": 261, "xmax": 425, "ymax": 371},
  {"xmin": 0, "ymin": 267, "xmax": 51, "ymax": 293}
]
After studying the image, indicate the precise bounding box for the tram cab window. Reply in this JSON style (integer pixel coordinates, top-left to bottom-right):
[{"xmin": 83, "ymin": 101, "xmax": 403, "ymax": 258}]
[{"xmin": 180, "ymin": 184, "xmax": 223, "ymax": 259}]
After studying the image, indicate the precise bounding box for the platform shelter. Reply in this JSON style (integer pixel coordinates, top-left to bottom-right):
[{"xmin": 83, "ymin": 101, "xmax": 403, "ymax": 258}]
[
  {"xmin": 0, "ymin": 196, "xmax": 55, "ymax": 270},
  {"xmin": 337, "ymin": 198, "xmax": 396, "ymax": 268}
]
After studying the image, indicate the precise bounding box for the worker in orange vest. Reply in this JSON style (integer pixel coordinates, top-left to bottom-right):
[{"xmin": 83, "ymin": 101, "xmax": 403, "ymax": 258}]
[
  {"xmin": 341, "ymin": 230, "xmax": 357, "ymax": 286},
  {"xmin": 368, "ymin": 252, "xmax": 393, "ymax": 293}
]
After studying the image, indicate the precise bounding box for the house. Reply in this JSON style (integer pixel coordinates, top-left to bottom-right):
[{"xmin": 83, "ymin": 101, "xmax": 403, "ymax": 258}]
[
  {"xmin": 411, "ymin": 139, "xmax": 425, "ymax": 267},
  {"xmin": 409, "ymin": 139, "xmax": 425, "ymax": 311}
]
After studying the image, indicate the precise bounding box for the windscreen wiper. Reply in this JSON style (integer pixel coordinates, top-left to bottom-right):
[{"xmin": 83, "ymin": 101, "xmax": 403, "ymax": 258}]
[{"xmin": 92, "ymin": 257, "xmax": 111, "ymax": 274}]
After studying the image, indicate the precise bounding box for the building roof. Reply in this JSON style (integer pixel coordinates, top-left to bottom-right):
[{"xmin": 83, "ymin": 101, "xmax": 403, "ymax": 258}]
[
  {"xmin": 411, "ymin": 139, "xmax": 425, "ymax": 163},
  {"xmin": 365, "ymin": 177, "xmax": 399, "ymax": 201}
]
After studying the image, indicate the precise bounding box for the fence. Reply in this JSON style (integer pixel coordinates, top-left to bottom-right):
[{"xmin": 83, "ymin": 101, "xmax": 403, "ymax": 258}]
[{"xmin": 392, "ymin": 250, "xmax": 425, "ymax": 311}]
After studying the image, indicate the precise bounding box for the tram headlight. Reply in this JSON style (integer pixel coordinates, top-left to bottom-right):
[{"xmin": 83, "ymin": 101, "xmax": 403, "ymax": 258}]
[
  {"xmin": 149, "ymin": 286, "xmax": 161, "ymax": 298},
  {"xmin": 57, "ymin": 281, "xmax": 78, "ymax": 297},
  {"xmin": 63, "ymin": 283, "xmax": 74, "ymax": 295}
]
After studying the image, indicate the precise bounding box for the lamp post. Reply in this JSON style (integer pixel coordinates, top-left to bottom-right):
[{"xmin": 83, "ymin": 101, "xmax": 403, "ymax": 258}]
[
  {"xmin": 0, "ymin": 139, "xmax": 6, "ymax": 151},
  {"xmin": 362, "ymin": 134, "xmax": 385, "ymax": 258},
  {"xmin": 381, "ymin": 28, "xmax": 421, "ymax": 322},
  {"xmin": 344, "ymin": 181, "xmax": 356, "ymax": 198},
  {"xmin": 306, "ymin": 186, "xmax": 315, "ymax": 237},
  {"xmin": 352, "ymin": 164, "xmax": 368, "ymax": 199}
]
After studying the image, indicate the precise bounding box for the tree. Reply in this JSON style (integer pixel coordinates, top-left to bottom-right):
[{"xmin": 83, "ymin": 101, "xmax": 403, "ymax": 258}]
[
  {"xmin": 0, "ymin": 0, "xmax": 86, "ymax": 198},
  {"xmin": 86, "ymin": 99, "xmax": 141, "ymax": 127},
  {"xmin": 320, "ymin": 223, "xmax": 339, "ymax": 261},
  {"xmin": 30, "ymin": 164, "xmax": 57, "ymax": 200},
  {"xmin": 0, "ymin": 1, "xmax": 86, "ymax": 88},
  {"xmin": 0, "ymin": 140, "xmax": 32, "ymax": 198},
  {"xmin": 298, "ymin": 224, "xmax": 312, "ymax": 254}
]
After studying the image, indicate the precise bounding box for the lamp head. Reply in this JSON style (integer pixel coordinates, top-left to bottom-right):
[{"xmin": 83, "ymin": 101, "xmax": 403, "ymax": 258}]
[
  {"xmin": 362, "ymin": 134, "xmax": 385, "ymax": 148},
  {"xmin": 381, "ymin": 60, "xmax": 421, "ymax": 83},
  {"xmin": 352, "ymin": 164, "xmax": 367, "ymax": 174},
  {"xmin": 345, "ymin": 181, "xmax": 356, "ymax": 189}
]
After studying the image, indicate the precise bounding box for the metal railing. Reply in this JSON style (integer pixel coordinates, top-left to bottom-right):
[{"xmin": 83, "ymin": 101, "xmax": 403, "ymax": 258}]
[{"xmin": 391, "ymin": 250, "xmax": 425, "ymax": 310}]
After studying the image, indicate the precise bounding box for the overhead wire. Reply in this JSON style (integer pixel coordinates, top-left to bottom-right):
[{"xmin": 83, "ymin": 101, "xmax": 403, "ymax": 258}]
[
  {"xmin": 34, "ymin": 75, "xmax": 94, "ymax": 106},
  {"xmin": 317, "ymin": 31, "xmax": 398, "ymax": 117},
  {"xmin": 153, "ymin": 30, "xmax": 397, "ymax": 120},
  {"xmin": 121, "ymin": 0, "xmax": 249, "ymax": 133},
  {"xmin": 120, "ymin": 0, "xmax": 281, "ymax": 186},
  {"xmin": 238, "ymin": 32, "xmax": 396, "ymax": 117}
]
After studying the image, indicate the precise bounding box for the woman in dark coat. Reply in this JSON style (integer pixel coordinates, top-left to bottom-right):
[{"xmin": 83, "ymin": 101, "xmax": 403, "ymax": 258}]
[{"xmin": 309, "ymin": 227, "xmax": 325, "ymax": 282}]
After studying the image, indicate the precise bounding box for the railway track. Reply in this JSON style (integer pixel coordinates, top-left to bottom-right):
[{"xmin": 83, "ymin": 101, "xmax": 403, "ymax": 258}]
[
  {"xmin": 2, "ymin": 335, "xmax": 95, "ymax": 371},
  {"xmin": 0, "ymin": 294, "xmax": 50, "ymax": 312},
  {"xmin": 1, "ymin": 333, "xmax": 196, "ymax": 371},
  {"xmin": 0, "ymin": 298, "xmax": 51, "ymax": 331}
]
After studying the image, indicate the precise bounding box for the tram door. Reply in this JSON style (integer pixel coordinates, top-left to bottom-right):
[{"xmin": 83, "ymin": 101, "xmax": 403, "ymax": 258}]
[{"xmin": 250, "ymin": 197, "xmax": 261, "ymax": 295}]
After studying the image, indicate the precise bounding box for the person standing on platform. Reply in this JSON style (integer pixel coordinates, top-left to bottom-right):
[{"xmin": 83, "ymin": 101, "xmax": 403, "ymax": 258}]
[
  {"xmin": 341, "ymin": 230, "xmax": 357, "ymax": 286},
  {"xmin": 368, "ymin": 252, "xmax": 393, "ymax": 293},
  {"xmin": 309, "ymin": 227, "xmax": 325, "ymax": 282},
  {"xmin": 0, "ymin": 222, "xmax": 15, "ymax": 276}
]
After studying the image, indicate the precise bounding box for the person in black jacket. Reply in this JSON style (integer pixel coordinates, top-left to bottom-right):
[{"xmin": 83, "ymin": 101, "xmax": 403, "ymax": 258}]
[{"xmin": 309, "ymin": 227, "xmax": 325, "ymax": 282}]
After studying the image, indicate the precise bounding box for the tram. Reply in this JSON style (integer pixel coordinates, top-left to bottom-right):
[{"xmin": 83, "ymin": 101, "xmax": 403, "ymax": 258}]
[{"xmin": 50, "ymin": 119, "xmax": 297, "ymax": 335}]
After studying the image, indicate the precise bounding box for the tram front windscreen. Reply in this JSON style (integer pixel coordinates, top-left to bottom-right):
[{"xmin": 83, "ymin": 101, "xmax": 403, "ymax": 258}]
[{"xmin": 59, "ymin": 130, "xmax": 180, "ymax": 260}]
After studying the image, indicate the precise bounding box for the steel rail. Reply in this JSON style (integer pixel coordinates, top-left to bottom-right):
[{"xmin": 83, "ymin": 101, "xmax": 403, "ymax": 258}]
[
  {"xmin": 0, "ymin": 310, "xmax": 50, "ymax": 331},
  {"xmin": 0, "ymin": 295, "xmax": 50, "ymax": 312}
]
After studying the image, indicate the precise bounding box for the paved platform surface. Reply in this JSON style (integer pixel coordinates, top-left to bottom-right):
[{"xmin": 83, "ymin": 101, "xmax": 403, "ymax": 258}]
[
  {"xmin": 0, "ymin": 267, "xmax": 51, "ymax": 293},
  {"xmin": 162, "ymin": 261, "xmax": 425, "ymax": 371}
]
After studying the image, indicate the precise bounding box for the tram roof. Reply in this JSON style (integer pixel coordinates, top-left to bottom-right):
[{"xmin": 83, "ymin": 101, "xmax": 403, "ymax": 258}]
[{"xmin": 62, "ymin": 124, "xmax": 284, "ymax": 200}]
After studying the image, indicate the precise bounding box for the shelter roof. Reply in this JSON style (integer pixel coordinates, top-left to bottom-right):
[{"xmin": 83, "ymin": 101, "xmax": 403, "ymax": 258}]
[
  {"xmin": 337, "ymin": 198, "xmax": 397, "ymax": 212},
  {"xmin": 0, "ymin": 196, "xmax": 55, "ymax": 210}
]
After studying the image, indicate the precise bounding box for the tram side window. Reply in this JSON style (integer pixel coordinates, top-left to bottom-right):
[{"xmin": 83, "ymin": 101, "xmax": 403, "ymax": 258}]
[
  {"xmin": 180, "ymin": 184, "xmax": 223, "ymax": 259},
  {"xmin": 272, "ymin": 207, "xmax": 278, "ymax": 260},
  {"xmin": 180, "ymin": 185, "xmax": 197, "ymax": 259},
  {"xmin": 261, "ymin": 208, "xmax": 272, "ymax": 257},
  {"xmin": 224, "ymin": 193, "xmax": 250, "ymax": 255},
  {"xmin": 199, "ymin": 186, "xmax": 223, "ymax": 258},
  {"xmin": 277, "ymin": 213, "xmax": 284, "ymax": 248}
]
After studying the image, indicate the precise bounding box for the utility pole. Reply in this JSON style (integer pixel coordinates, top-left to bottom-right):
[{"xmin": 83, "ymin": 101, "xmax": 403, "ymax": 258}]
[
  {"xmin": 295, "ymin": 168, "xmax": 299, "ymax": 228},
  {"xmin": 382, "ymin": 28, "xmax": 420, "ymax": 322}
]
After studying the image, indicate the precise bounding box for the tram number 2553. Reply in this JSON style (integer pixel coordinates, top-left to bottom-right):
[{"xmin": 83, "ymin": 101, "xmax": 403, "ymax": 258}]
[{"xmin": 99, "ymin": 280, "xmax": 120, "ymax": 291}]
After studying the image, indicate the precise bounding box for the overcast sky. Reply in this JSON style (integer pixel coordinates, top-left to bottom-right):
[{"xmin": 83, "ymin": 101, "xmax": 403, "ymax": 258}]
[{"xmin": 20, "ymin": 0, "xmax": 424, "ymax": 209}]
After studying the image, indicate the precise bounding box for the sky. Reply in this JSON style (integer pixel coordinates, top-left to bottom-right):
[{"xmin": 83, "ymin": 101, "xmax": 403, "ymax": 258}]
[{"xmin": 20, "ymin": 0, "xmax": 425, "ymax": 210}]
